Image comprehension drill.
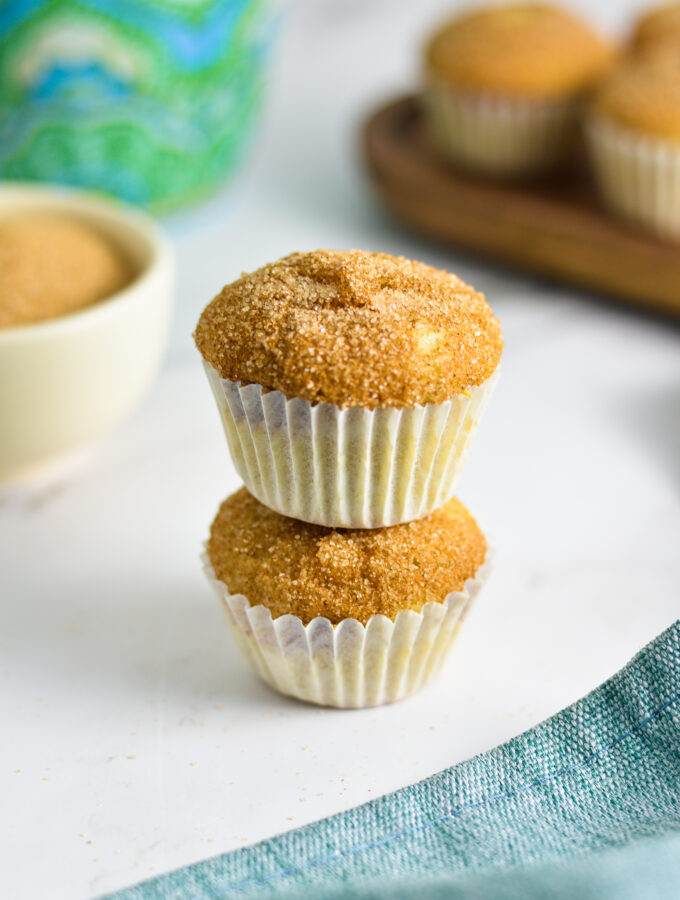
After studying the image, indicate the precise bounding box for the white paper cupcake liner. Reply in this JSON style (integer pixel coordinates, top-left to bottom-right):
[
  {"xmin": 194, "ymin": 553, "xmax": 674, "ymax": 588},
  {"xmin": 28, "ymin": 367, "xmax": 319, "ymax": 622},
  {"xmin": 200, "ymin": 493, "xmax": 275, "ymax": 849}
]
[
  {"xmin": 203, "ymin": 552, "xmax": 492, "ymax": 708},
  {"xmin": 422, "ymin": 81, "xmax": 579, "ymax": 178},
  {"xmin": 586, "ymin": 117, "xmax": 680, "ymax": 242},
  {"xmin": 203, "ymin": 362, "xmax": 498, "ymax": 528}
]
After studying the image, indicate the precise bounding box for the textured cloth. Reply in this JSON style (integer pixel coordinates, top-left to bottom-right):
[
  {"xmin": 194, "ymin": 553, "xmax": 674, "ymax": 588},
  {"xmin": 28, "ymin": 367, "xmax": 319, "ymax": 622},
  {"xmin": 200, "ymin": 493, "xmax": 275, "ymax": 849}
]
[{"xmin": 108, "ymin": 620, "xmax": 680, "ymax": 899}]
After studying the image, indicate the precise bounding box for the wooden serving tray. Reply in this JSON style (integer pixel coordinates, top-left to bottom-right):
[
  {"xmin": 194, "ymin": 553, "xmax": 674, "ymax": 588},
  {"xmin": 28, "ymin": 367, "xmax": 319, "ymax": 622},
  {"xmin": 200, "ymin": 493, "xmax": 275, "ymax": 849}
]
[{"xmin": 363, "ymin": 96, "xmax": 680, "ymax": 318}]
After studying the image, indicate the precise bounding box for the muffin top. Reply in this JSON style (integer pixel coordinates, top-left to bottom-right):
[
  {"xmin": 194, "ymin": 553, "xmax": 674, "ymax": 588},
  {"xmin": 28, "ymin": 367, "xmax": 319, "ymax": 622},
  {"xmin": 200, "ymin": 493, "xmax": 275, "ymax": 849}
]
[
  {"xmin": 591, "ymin": 50, "xmax": 680, "ymax": 140},
  {"xmin": 194, "ymin": 249, "xmax": 502, "ymax": 409},
  {"xmin": 631, "ymin": 4, "xmax": 680, "ymax": 54},
  {"xmin": 0, "ymin": 213, "xmax": 134, "ymax": 328},
  {"xmin": 207, "ymin": 488, "xmax": 487, "ymax": 625},
  {"xmin": 425, "ymin": 3, "xmax": 613, "ymax": 99}
]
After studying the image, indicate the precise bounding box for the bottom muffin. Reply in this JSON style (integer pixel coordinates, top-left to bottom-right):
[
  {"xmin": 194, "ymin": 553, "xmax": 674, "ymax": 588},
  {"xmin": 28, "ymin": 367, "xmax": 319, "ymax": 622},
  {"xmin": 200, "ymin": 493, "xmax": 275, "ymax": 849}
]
[{"xmin": 204, "ymin": 488, "xmax": 491, "ymax": 708}]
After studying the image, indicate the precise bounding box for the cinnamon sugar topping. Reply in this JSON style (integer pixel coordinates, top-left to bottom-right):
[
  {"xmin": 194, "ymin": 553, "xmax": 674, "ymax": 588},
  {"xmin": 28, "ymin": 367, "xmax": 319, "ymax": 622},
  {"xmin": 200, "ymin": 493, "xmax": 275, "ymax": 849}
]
[
  {"xmin": 194, "ymin": 249, "xmax": 502, "ymax": 408},
  {"xmin": 207, "ymin": 488, "xmax": 487, "ymax": 625}
]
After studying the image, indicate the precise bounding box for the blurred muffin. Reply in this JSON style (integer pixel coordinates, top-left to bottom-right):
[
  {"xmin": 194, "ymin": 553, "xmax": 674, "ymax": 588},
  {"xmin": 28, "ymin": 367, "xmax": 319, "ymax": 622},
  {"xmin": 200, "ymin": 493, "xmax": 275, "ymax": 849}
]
[
  {"xmin": 204, "ymin": 488, "xmax": 491, "ymax": 707},
  {"xmin": 423, "ymin": 3, "xmax": 613, "ymax": 178},
  {"xmin": 631, "ymin": 3, "xmax": 680, "ymax": 55},
  {"xmin": 195, "ymin": 249, "xmax": 503, "ymax": 529},
  {"xmin": 587, "ymin": 50, "xmax": 680, "ymax": 240},
  {"xmin": 0, "ymin": 214, "xmax": 133, "ymax": 328}
]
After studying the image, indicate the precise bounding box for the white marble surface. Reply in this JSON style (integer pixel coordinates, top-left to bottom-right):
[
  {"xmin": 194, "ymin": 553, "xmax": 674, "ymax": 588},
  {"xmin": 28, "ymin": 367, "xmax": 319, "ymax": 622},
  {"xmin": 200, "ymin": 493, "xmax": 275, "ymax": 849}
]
[{"xmin": 2, "ymin": 2, "xmax": 679, "ymax": 898}]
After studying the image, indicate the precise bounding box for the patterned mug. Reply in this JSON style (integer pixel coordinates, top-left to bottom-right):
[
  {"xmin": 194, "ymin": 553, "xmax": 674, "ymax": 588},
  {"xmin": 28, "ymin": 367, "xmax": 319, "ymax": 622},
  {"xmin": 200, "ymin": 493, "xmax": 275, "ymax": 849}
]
[{"xmin": 0, "ymin": 0, "xmax": 279, "ymax": 209}]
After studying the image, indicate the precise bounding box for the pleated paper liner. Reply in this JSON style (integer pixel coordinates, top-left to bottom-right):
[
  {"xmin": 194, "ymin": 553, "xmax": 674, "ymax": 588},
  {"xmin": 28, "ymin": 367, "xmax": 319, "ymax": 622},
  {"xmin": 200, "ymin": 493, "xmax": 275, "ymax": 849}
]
[
  {"xmin": 587, "ymin": 117, "xmax": 680, "ymax": 242},
  {"xmin": 203, "ymin": 361, "xmax": 498, "ymax": 528},
  {"xmin": 203, "ymin": 553, "xmax": 492, "ymax": 708},
  {"xmin": 422, "ymin": 80, "xmax": 579, "ymax": 178}
]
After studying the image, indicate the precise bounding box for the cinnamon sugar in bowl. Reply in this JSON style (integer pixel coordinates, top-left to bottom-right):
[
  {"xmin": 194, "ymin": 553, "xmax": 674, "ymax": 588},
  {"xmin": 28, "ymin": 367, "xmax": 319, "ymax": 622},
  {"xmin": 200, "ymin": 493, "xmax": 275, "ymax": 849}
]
[
  {"xmin": 0, "ymin": 213, "xmax": 134, "ymax": 329},
  {"xmin": 0, "ymin": 182, "xmax": 174, "ymax": 481}
]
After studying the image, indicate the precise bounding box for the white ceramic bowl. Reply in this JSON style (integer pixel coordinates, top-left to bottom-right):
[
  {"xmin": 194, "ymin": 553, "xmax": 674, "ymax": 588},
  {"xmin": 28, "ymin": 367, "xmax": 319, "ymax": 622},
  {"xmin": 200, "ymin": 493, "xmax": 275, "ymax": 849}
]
[{"xmin": 0, "ymin": 182, "xmax": 174, "ymax": 481}]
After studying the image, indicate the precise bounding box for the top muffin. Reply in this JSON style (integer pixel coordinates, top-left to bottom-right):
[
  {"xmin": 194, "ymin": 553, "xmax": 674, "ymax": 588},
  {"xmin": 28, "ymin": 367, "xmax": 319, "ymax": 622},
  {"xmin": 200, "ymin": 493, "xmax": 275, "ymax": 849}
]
[
  {"xmin": 590, "ymin": 50, "xmax": 680, "ymax": 140},
  {"xmin": 425, "ymin": 3, "xmax": 612, "ymax": 99},
  {"xmin": 195, "ymin": 249, "xmax": 502, "ymax": 409}
]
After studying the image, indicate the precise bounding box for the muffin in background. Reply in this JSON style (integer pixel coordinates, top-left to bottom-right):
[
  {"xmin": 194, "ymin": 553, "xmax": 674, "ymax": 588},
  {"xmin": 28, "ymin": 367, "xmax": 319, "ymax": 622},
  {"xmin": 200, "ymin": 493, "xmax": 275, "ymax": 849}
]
[
  {"xmin": 194, "ymin": 249, "xmax": 503, "ymax": 529},
  {"xmin": 423, "ymin": 3, "xmax": 613, "ymax": 178},
  {"xmin": 0, "ymin": 214, "xmax": 134, "ymax": 328},
  {"xmin": 204, "ymin": 488, "xmax": 491, "ymax": 708},
  {"xmin": 586, "ymin": 50, "xmax": 680, "ymax": 241},
  {"xmin": 631, "ymin": 3, "xmax": 680, "ymax": 55}
]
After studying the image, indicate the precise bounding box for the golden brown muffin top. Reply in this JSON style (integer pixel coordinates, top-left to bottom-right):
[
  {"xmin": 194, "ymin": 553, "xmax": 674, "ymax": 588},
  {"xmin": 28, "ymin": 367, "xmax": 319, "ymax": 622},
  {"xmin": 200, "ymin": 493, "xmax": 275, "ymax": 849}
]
[
  {"xmin": 194, "ymin": 249, "xmax": 502, "ymax": 409},
  {"xmin": 631, "ymin": 4, "xmax": 680, "ymax": 54},
  {"xmin": 0, "ymin": 213, "xmax": 134, "ymax": 328},
  {"xmin": 425, "ymin": 3, "xmax": 613, "ymax": 99},
  {"xmin": 591, "ymin": 50, "xmax": 680, "ymax": 140},
  {"xmin": 207, "ymin": 488, "xmax": 487, "ymax": 625}
]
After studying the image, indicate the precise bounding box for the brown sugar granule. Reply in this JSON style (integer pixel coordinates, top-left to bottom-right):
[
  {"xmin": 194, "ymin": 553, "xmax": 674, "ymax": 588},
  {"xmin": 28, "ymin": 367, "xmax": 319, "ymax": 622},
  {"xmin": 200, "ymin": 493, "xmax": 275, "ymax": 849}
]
[
  {"xmin": 194, "ymin": 249, "xmax": 502, "ymax": 409},
  {"xmin": 207, "ymin": 488, "xmax": 487, "ymax": 625},
  {"xmin": 0, "ymin": 213, "xmax": 134, "ymax": 328},
  {"xmin": 426, "ymin": 4, "xmax": 613, "ymax": 99}
]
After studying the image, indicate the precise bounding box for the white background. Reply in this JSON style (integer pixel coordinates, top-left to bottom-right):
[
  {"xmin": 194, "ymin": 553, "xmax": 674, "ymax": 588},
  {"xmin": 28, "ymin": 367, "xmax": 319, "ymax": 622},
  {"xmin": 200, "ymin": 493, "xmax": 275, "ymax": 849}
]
[{"xmin": 2, "ymin": 1, "xmax": 679, "ymax": 898}]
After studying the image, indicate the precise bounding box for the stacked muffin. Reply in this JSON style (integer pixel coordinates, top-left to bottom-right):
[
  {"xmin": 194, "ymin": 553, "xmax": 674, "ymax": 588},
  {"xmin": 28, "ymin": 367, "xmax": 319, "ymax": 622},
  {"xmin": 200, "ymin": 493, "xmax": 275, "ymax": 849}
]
[{"xmin": 195, "ymin": 250, "xmax": 502, "ymax": 707}]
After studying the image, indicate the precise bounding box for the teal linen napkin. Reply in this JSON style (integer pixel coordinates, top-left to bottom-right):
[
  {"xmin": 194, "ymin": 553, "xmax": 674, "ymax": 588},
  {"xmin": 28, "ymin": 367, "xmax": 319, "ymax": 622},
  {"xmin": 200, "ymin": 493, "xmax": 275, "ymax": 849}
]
[{"xmin": 109, "ymin": 620, "xmax": 680, "ymax": 899}]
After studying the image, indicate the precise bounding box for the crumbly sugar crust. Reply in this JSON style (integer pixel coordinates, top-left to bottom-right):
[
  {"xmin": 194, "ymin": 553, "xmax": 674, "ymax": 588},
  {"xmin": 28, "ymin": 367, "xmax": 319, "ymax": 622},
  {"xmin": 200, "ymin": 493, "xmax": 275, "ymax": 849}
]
[
  {"xmin": 195, "ymin": 249, "xmax": 502, "ymax": 408},
  {"xmin": 207, "ymin": 488, "xmax": 487, "ymax": 625}
]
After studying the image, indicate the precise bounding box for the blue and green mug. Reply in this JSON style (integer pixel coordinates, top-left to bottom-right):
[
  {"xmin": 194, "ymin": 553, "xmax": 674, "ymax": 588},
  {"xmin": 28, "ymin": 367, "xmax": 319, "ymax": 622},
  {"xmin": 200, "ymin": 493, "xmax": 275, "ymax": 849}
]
[{"xmin": 0, "ymin": 0, "xmax": 279, "ymax": 209}]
